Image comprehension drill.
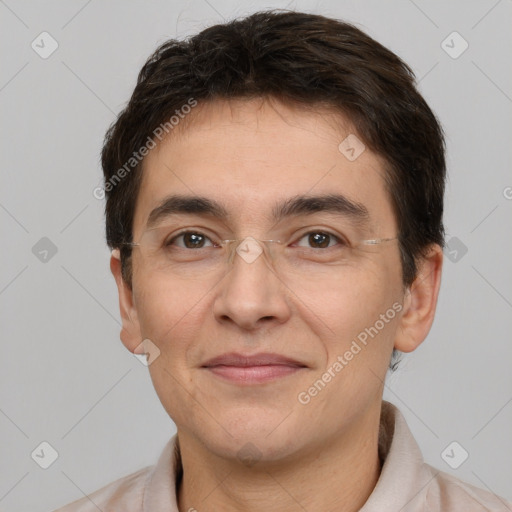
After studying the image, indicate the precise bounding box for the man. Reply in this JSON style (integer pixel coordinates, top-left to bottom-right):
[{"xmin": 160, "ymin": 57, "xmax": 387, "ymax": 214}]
[{"xmin": 55, "ymin": 10, "xmax": 511, "ymax": 511}]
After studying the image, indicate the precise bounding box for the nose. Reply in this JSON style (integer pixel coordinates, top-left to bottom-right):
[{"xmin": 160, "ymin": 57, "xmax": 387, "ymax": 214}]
[{"xmin": 212, "ymin": 239, "xmax": 292, "ymax": 331}]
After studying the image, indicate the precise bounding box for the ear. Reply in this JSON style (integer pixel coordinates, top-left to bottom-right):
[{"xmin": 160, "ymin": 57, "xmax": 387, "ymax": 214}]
[
  {"xmin": 110, "ymin": 249, "xmax": 144, "ymax": 355},
  {"xmin": 394, "ymin": 244, "xmax": 443, "ymax": 353}
]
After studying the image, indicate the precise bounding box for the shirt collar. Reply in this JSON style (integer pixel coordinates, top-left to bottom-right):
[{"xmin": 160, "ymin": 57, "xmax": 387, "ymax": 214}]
[
  {"xmin": 360, "ymin": 400, "xmax": 434, "ymax": 511},
  {"xmin": 143, "ymin": 400, "xmax": 432, "ymax": 511}
]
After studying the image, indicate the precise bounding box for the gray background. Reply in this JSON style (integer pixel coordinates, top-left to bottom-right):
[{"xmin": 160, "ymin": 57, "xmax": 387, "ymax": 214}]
[{"xmin": 1, "ymin": 0, "xmax": 511, "ymax": 510}]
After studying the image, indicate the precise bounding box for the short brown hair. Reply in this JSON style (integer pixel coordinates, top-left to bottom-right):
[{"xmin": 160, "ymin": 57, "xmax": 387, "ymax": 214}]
[{"xmin": 101, "ymin": 10, "xmax": 446, "ymax": 368}]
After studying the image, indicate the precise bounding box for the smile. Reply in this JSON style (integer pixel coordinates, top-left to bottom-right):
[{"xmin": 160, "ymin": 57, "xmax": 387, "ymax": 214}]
[{"xmin": 201, "ymin": 352, "xmax": 307, "ymax": 384}]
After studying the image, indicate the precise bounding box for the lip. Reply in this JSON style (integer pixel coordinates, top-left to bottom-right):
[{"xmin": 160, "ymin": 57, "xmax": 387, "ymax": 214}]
[{"xmin": 202, "ymin": 352, "xmax": 307, "ymax": 384}]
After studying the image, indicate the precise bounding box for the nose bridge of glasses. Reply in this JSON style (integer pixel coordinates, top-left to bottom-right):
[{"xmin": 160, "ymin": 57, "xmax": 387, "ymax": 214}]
[{"xmin": 226, "ymin": 236, "xmax": 280, "ymax": 266}]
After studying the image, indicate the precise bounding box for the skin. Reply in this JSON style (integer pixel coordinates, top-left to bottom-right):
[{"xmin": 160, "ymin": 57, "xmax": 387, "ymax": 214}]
[{"xmin": 110, "ymin": 98, "xmax": 443, "ymax": 512}]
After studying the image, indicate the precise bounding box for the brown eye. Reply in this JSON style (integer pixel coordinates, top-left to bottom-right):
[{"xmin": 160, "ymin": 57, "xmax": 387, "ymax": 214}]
[
  {"xmin": 167, "ymin": 232, "xmax": 214, "ymax": 249},
  {"xmin": 308, "ymin": 232, "xmax": 331, "ymax": 248},
  {"xmin": 183, "ymin": 233, "xmax": 205, "ymax": 248},
  {"xmin": 296, "ymin": 231, "xmax": 341, "ymax": 249}
]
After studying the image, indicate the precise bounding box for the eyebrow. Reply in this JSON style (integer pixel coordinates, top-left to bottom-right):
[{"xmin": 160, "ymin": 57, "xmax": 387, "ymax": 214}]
[
  {"xmin": 145, "ymin": 193, "xmax": 370, "ymax": 229},
  {"xmin": 273, "ymin": 194, "xmax": 369, "ymax": 224}
]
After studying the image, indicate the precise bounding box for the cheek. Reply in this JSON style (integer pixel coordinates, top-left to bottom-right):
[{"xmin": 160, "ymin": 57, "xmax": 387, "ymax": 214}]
[
  {"xmin": 299, "ymin": 262, "xmax": 401, "ymax": 327},
  {"xmin": 133, "ymin": 274, "xmax": 212, "ymax": 426},
  {"xmin": 133, "ymin": 271, "xmax": 208, "ymax": 341},
  {"xmin": 295, "ymin": 262, "xmax": 403, "ymax": 375}
]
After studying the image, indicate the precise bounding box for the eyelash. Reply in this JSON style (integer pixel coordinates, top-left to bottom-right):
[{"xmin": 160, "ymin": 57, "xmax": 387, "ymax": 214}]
[{"xmin": 165, "ymin": 230, "xmax": 347, "ymax": 249}]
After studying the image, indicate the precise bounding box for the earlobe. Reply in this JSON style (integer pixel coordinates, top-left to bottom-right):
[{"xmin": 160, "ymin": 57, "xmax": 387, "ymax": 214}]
[
  {"xmin": 394, "ymin": 244, "xmax": 443, "ymax": 353},
  {"xmin": 110, "ymin": 249, "xmax": 143, "ymax": 354}
]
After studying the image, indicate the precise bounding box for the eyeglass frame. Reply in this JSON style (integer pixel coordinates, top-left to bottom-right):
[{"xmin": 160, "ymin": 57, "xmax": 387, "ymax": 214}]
[{"xmin": 116, "ymin": 233, "xmax": 399, "ymax": 269}]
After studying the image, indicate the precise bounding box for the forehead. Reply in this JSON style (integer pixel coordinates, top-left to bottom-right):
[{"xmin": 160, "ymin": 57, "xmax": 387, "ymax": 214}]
[{"xmin": 133, "ymin": 98, "xmax": 396, "ymax": 235}]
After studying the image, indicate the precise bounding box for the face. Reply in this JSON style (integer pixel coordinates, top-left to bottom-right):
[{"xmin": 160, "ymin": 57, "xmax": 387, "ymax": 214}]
[{"xmin": 112, "ymin": 98, "xmax": 440, "ymax": 464}]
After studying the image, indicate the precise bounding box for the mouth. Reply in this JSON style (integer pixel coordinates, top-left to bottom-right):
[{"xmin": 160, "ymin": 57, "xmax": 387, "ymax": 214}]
[{"xmin": 201, "ymin": 352, "xmax": 308, "ymax": 384}]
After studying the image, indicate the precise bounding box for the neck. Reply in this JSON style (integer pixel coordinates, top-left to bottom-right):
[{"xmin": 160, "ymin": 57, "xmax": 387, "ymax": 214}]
[{"xmin": 177, "ymin": 404, "xmax": 383, "ymax": 512}]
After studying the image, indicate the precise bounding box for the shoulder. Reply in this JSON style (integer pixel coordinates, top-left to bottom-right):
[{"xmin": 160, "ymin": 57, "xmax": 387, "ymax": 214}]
[
  {"xmin": 52, "ymin": 465, "xmax": 152, "ymax": 512},
  {"xmin": 423, "ymin": 464, "xmax": 512, "ymax": 511}
]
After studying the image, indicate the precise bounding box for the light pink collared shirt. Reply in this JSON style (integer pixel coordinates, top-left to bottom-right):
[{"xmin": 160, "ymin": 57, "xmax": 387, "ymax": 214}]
[{"xmin": 54, "ymin": 401, "xmax": 511, "ymax": 511}]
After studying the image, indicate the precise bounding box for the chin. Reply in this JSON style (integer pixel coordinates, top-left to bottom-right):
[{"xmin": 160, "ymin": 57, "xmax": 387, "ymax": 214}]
[
  {"xmin": 192, "ymin": 407, "xmax": 307, "ymax": 464},
  {"xmin": 209, "ymin": 432, "xmax": 301, "ymax": 466}
]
